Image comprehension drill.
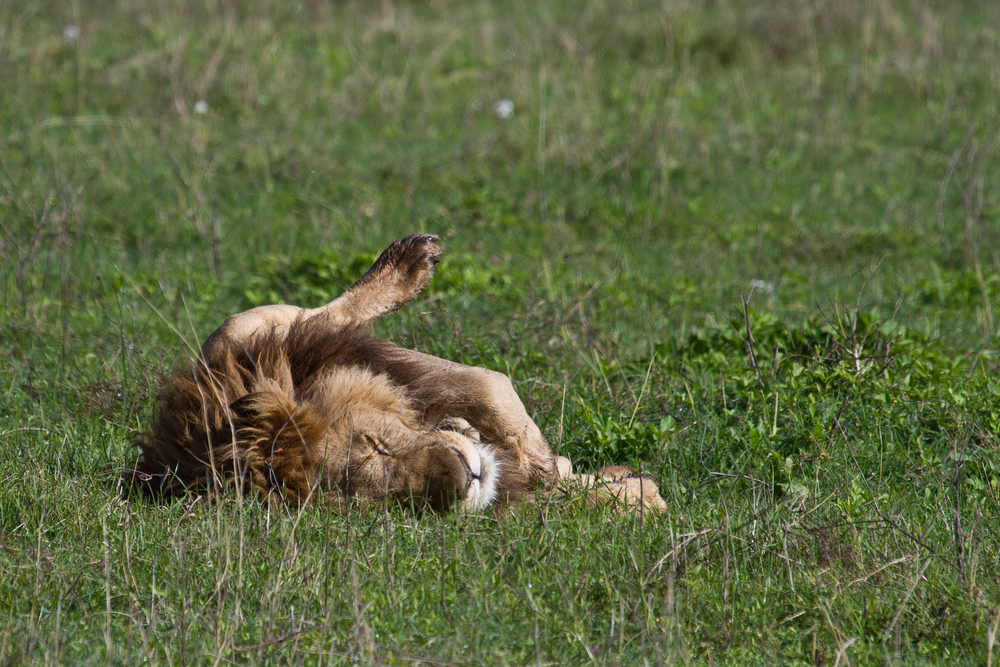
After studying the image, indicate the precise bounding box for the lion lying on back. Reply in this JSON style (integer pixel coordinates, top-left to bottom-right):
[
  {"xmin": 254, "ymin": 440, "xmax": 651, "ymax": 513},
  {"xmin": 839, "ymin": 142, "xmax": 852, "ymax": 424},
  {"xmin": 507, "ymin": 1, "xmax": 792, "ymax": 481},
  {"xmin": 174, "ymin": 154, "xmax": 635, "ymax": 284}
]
[{"xmin": 132, "ymin": 235, "xmax": 666, "ymax": 513}]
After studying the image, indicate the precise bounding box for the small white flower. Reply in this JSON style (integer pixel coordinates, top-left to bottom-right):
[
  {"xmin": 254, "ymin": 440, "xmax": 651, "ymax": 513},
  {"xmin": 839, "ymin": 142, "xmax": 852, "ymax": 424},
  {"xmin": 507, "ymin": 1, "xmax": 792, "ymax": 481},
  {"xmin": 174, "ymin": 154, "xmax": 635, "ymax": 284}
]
[
  {"xmin": 64, "ymin": 25, "xmax": 80, "ymax": 40},
  {"xmin": 495, "ymin": 99, "xmax": 514, "ymax": 119},
  {"xmin": 751, "ymin": 279, "xmax": 775, "ymax": 293},
  {"xmin": 194, "ymin": 100, "xmax": 210, "ymax": 115}
]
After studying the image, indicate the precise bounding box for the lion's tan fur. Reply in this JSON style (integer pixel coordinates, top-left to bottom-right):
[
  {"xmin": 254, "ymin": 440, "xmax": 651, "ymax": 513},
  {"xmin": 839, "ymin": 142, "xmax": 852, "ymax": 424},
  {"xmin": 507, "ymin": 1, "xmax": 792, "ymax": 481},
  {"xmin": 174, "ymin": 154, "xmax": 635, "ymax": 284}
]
[{"xmin": 132, "ymin": 234, "xmax": 665, "ymax": 513}]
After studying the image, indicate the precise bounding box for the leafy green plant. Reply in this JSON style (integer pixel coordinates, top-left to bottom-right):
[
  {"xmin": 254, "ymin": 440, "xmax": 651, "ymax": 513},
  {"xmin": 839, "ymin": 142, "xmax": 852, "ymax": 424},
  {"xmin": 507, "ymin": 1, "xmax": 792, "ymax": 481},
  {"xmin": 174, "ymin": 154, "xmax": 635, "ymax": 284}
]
[{"xmin": 568, "ymin": 402, "xmax": 676, "ymax": 470}]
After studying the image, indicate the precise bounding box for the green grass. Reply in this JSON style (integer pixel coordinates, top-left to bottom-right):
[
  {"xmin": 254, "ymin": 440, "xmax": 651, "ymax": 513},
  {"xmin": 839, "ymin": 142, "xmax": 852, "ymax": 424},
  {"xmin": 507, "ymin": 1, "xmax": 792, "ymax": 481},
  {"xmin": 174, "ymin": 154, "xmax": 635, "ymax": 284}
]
[{"xmin": 2, "ymin": 0, "xmax": 1000, "ymax": 663}]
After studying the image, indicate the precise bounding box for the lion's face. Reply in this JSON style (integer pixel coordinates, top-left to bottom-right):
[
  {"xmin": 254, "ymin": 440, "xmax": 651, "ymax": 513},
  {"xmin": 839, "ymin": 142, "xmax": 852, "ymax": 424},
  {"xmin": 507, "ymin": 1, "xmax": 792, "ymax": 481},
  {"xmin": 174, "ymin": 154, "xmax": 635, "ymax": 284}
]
[{"xmin": 408, "ymin": 430, "xmax": 499, "ymax": 512}]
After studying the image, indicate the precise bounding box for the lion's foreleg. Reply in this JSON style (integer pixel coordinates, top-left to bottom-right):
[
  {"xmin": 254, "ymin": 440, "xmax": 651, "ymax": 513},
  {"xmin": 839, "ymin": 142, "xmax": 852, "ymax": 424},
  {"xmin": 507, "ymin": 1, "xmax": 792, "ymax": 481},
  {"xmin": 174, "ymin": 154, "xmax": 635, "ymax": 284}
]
[{"xmin": 374, "ymin": 348, "xmax": 556, "ymax": 494}]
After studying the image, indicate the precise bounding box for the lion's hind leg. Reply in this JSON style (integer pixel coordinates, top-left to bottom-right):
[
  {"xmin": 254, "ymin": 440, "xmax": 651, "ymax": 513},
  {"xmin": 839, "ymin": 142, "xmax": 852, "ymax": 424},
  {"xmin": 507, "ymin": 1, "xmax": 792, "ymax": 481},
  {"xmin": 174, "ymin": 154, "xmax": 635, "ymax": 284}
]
[
  {"xmin": 199, "ymin": 235, "xmax": 441, "ymax": 359},
  {"xmin": 314, "ymin": 233, "xmax": 441, "ymax": 328},
  {"xmin": 550, "ymin": 457, "xmax": 668, "ymax": 514}
]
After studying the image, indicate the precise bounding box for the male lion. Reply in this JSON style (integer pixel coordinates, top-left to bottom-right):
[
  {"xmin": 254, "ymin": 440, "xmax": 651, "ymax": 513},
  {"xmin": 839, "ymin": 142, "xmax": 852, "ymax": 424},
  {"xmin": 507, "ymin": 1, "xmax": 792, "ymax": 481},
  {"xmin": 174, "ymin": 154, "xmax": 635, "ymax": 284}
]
[{"xmin": 132, "ymin": 234, "xmax": 665, "ymax": 513}]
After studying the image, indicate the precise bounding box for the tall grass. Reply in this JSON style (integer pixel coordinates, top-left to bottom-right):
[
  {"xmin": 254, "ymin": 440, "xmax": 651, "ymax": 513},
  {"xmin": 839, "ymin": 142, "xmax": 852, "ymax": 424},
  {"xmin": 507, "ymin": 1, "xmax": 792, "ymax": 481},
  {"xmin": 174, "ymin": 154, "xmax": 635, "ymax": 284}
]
[{"xmin": 2, "ymin": 0, "xmax": 999, "ymax": 663}]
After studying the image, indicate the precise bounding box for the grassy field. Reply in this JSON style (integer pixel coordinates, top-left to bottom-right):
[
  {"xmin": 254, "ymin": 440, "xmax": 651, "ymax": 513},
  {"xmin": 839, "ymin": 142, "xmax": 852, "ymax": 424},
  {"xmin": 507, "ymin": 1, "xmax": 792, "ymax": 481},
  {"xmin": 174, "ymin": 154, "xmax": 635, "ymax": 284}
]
[{"xmin": 2, "ymin": 0, "xmax": 1000, "ymax": 663}]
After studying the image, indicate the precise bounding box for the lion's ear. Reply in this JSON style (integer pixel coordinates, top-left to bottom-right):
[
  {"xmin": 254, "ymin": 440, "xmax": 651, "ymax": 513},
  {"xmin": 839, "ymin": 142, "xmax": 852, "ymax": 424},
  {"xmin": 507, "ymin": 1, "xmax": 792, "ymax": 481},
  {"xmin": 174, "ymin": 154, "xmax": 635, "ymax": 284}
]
[{"xmin": 228, "ymin": 393, "xmax": 258, "ymax": 418}]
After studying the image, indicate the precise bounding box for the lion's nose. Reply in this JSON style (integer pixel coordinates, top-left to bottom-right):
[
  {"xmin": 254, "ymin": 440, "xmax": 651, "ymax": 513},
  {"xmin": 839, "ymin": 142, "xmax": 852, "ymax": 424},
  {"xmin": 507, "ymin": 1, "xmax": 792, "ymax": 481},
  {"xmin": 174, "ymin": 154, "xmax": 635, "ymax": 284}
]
[{"xmin": 448, "ymin": 446, "xmax": 481, "ymax": 493}]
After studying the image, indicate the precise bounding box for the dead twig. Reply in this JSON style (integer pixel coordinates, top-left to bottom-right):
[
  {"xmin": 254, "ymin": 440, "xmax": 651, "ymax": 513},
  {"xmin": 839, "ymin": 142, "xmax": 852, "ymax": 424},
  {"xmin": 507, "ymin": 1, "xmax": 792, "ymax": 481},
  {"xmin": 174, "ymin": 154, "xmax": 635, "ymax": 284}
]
[
  {"xmin": 881, "ymin": 558, "xmax": 933, "ymax": 662},
  {"xmin": 643, "ymin": 529, "xmax": 714, "ymax": 584},
  {"xmin": 732, "ymin": 295, "xmax": 765, "ymax": 387}
]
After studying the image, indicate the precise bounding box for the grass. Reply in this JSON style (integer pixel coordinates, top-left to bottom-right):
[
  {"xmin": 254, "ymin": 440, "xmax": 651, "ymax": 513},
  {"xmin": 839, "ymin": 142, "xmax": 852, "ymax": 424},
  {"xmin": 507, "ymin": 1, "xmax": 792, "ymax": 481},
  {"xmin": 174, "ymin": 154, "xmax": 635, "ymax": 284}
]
[{"xmin": 2, "ymin": 0, "xmax": 1000, "ymax": 663}]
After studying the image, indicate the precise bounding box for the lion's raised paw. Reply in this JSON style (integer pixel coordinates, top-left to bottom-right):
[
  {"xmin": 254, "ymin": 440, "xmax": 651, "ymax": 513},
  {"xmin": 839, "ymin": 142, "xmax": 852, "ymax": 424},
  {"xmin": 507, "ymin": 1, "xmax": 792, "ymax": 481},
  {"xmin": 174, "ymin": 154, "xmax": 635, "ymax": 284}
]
[{"xmin": 380, "ymin": 233, "xmax": 441, "ymax": 291}]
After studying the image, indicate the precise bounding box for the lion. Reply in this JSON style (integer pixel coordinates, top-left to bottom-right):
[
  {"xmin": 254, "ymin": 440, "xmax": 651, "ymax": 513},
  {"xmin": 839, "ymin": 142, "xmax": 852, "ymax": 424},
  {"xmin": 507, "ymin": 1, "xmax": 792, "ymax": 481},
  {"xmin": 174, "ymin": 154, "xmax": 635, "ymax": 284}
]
[{"xmin": 132, "ymin": 234, "xmax": 666, "ymax": 513}]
